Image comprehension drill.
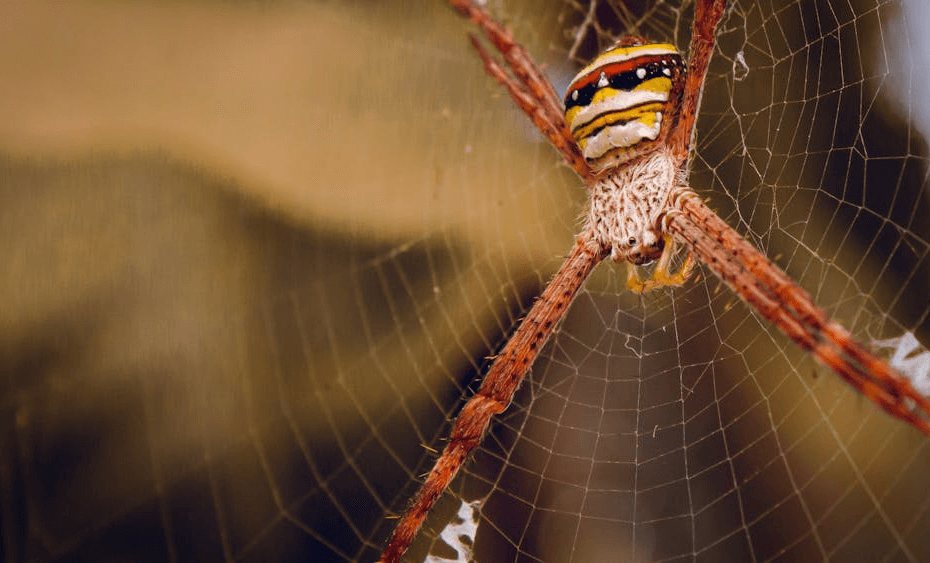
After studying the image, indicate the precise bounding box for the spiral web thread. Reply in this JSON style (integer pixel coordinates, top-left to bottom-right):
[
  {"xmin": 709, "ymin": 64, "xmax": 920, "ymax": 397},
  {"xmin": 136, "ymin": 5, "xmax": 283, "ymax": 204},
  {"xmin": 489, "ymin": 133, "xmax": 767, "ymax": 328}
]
[{"xmin": 375, "ymin": 1, "xmax": 930, "ymax": 560}]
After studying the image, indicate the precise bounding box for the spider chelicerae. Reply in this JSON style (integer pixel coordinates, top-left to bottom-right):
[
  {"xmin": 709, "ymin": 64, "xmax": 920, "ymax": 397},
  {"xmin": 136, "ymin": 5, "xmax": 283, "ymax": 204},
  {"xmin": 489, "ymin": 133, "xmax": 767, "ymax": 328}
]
[{"xmin": 381, "ymin": 1, "xmax": 930, "ymax": 560}]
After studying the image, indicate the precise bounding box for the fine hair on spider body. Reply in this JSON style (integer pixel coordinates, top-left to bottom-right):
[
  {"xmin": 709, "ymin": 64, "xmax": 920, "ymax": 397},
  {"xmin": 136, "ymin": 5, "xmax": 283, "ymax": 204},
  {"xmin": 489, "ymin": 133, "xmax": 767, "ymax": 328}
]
[{"xmin": 586, "ymin": 148, "xmax": 685, "ymax": 265}]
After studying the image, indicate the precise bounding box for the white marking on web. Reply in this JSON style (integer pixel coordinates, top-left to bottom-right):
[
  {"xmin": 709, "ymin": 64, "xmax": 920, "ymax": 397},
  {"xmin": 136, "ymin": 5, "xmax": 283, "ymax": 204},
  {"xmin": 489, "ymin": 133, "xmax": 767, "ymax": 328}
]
[
  {"xmin": 872, "ymin": 331, "xmax": 930, "ymax": 396},
  {"xmin": 569, "ymin": 89, "xmax": 669, "ymax": 131},
  {"xmin": 733, "ymin": 50, "xmax": 749, "ymax": 81},
  {"xmin": 425, "ymin": 499, "xmax": 482, "ymax": 563}
]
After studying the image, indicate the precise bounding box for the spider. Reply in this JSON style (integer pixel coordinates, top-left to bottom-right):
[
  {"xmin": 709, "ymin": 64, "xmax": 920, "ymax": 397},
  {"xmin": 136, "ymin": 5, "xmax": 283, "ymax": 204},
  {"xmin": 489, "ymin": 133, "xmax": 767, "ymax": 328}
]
[{"xmin": 381, "ymin": 1, "xmax": 930, "ymax": 560}]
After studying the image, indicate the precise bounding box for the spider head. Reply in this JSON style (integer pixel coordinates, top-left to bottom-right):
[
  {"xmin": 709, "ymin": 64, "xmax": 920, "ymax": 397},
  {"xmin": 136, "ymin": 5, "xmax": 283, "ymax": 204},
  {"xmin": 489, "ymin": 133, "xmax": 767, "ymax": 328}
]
[
  {"xmin": 564, "ymin": 38, "xmax": 685, "ymax": 172},
  {"xmin": 623, "ymin": 229, "xmax": 664, "ymax": 265}
]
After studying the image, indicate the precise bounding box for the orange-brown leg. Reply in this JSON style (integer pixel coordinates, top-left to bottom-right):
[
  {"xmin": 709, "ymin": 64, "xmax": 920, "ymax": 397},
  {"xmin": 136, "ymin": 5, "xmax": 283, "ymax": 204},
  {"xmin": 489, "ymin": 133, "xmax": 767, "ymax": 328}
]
[
  {"xmin": 450, "ymin": 0, "xmax": 594, "ymax": 182},
  {"xmin": 380, "ymin": 235, "xmax": 606, "ymax": 562},
  {"xmin": 626, "ymin": 234, "xmax": 696, "ymax": 293}
]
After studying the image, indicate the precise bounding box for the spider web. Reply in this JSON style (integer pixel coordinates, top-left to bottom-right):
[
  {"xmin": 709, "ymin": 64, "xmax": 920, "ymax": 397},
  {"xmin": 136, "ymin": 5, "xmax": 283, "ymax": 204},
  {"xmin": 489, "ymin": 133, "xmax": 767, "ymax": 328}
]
[{"xmin": 2, "ymin": 0, "xmax": 930, "ymax": 562}]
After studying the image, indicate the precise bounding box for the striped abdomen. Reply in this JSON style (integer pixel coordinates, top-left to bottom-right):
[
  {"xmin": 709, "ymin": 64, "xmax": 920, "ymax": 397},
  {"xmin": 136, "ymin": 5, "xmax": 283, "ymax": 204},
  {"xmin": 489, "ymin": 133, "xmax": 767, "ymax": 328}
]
[{"xmin": 565, "ymin": 39, "xmax": 685, "ymax": 171}]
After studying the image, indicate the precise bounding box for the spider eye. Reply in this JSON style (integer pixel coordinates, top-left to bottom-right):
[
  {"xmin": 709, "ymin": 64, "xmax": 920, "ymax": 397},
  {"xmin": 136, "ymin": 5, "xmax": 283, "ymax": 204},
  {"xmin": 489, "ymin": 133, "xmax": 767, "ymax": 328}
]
[{"xmin": 628, "ymin": 237, "xmax": 637, "ymax": 246}]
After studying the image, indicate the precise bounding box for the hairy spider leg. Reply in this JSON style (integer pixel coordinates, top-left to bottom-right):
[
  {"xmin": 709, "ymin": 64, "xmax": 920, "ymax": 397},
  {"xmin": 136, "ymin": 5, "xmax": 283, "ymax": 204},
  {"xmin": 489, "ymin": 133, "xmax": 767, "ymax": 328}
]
[
  {"xmin": 667, "ymin": 195, "xmax": 930, "ymax": 435},
  {"xmin": 451, "ymin": 0, "xmax": 593, "ymax": 181},
  {"xmin": 381, "ymin": 2, "xmax": 732, "ymax": 561},
  {"xmin": 668, "ymin": 0, "xmax": 727, "ymax": 161},
  {"xmin": 447, "ymin": 0, "xmax": 564, "ymax": 128},
  {"xmin": 467, "ymin": 36, "xmax": 591, "ymax": 181},
  {"xmin": 380, "ymin": 236, "xmax": 605, "ymax": 563}
]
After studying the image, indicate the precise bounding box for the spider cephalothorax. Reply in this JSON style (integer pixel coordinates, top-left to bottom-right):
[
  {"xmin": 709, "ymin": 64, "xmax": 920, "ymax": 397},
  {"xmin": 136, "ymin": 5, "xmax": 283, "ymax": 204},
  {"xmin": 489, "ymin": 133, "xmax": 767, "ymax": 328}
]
[{"xmin": 586, "ymin": 148, "xmax": 678, "ymax": 265}]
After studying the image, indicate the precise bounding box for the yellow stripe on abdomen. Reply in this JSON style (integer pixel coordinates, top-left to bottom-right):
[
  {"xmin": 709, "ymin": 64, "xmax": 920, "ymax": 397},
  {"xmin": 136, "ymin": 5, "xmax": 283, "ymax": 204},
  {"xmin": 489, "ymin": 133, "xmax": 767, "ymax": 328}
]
[{"xmin": 572, "ymin": 101, "xmax": 666, "ymax": 143}]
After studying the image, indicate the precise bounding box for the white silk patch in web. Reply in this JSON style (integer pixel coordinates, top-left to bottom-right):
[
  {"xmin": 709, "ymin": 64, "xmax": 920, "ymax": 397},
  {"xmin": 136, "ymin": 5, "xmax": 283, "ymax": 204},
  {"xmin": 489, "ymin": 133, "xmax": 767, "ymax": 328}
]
[
  {"xmin": 425, "ymin": 499, "xmax": 482, "ymax": 563},
  {"xmin": 873, "ymin": 331, "xmax": 930, "ymax": 396}
]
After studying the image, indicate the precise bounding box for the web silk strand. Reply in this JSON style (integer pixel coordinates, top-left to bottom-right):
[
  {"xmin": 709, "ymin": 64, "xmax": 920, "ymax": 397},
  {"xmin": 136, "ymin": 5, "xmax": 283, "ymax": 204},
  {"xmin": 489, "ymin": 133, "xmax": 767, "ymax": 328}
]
[
  {"xmin": 380, "ymin": 234, "xmax": 606, "ymax": 563},
  {"xmin": 381, "ymin": 0, "xmax": 929, "ymax": 560},
  {"xmin": 666, "ymin": 195, "xmax": 930, "ymax": 434}
]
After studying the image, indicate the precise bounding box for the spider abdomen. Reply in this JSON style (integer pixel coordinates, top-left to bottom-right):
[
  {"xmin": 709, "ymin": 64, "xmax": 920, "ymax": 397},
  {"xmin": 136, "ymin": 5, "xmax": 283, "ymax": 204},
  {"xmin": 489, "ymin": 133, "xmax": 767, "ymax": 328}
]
[{"xmin": 565, "ymin": 39, "xmax": 685, "ymax": 171}]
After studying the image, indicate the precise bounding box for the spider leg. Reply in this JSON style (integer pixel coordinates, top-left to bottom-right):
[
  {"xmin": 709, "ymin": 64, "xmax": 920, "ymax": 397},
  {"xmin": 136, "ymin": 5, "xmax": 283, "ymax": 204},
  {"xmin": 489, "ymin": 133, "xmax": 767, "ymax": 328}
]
[
  {"xmin": 468, "ymin": 36, "xmax": 592, "ymax": 182},
  {"xmin": 448, "ymin": 0, "xmax": 563, "ymax": 124},
  {"xmin": 381, "ymin": 234, "xmax": 606, "ymax": 563},
  {"xmin": 667, "ymin": 193, "xmax": 930, "ymax": 435},
  {"xmin": 449, "ymin": 0, "xmax": 594, "ymax": 182},
  {"xmin": 668, "ymin": 0, "xmax": 727, "ymax": 161},
  {"xmin": 626, "ymin": 234, "xmax": 696, "ymax": 293}
]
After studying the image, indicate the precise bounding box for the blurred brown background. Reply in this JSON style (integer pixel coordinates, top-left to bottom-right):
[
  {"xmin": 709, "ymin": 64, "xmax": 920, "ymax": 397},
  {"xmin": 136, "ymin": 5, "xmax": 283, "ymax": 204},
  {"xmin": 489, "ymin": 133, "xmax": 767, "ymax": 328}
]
[
  {"xmin": 3, "ymin": 1, "xmax": 930, "ymax": 562},
  {"xmin": 0, "ymin": 1, "xmax": 581, "ymax": 561}
]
